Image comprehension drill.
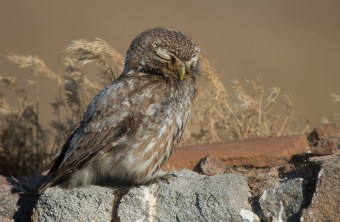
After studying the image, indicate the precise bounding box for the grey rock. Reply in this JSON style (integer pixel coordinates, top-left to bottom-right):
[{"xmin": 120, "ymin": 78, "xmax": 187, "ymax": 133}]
[
  {"xmin": 0, "ymin": 182, "xmax": 17, "ymax": 222},
  {"xmin": 31, "ymin": 170, "xmax": 259, "ymax": 222},
  {"xmin": 0, "ymin": 176, "xmax": 39, "ymax": 222},
  {"xmin": 301, "ymin": 151, "xmax": 340, "ymax": 222},
  {"xmin": 118, "ymin": 170, "xmax": 258, "ymax": 222},
  {"xmin": 259, "ymin": 177, "xmax": 305, "ymax": 222},
  {"xmin": 32, "ymin": 185, "xmax": 114, "ymax": 222},
  {"xmin": 0, "ymin": 179, "xmax": 20, "ymax": 222}
]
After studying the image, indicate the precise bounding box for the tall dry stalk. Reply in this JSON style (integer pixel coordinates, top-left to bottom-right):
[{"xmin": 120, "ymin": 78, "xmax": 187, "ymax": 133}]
[
  {"xmin": 0, "ymin": 76, "xmax": 50, "ymax": 176},
  {"xmin": 330, "ymin": 93, "xmax": 340, "ymax": 124},
  {"xmin": 183, "ymin": 52, "xmax": 309, "ymax": 145}
]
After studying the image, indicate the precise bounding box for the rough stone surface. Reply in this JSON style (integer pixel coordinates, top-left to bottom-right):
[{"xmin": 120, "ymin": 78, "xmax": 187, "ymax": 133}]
[
  {"xmin": 301, "ymin": 150, "xmax": 340, "ymax": 222},
  {"xmin": 0, "ymin": 176, "xmax": 18, "ymax": 222},
  {"xmin": 164, "ymin": 134, "xmax": 310, "ymax": 170},
  {"xmin": 243, "ymin": 167, "xmax": 280, "ymax": 196},
  {"xmin": 259, "ymin": 178, "xmax": 305, "ymax": 222},
  {"xmin": 308, "ymin": 123, "xmax": 340, "ymax": 141},
  {"xmin": 0, "ymin": 175, "xmax": 9, "ymax": 185},
  {"xmin": 198, "ymin": 154, "xmax": 226, "ymax": 175},
  {"xmin": 0, "ymin": 176, "xmax": 39, "ymax": 222},
  {"xmin": 310, "ymin": 137, "xmax": 339, "ymax": 155},
  {"xmin": 32, "ymin": 185, "xmax": 114, "ymax": 222},
  {"xmin": 118, "ymin": 170, "xmax": 258, "ymax": 222},
  {"xmin": 308, "ymin": 123, "xmax": 340, "ymax": 155}
]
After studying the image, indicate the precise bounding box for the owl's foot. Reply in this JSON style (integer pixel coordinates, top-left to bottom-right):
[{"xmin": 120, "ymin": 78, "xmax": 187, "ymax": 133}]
[
  {"xmin": 159, "ymin": 173, "xmax": 177, "ymax": 184},
  {"xmin": 147, "ymin": 171, "xmax": 177, "ymax": 185},
  {"xmin": 158, "ymin": 170, "xmax": 178, "ymax": 184}
]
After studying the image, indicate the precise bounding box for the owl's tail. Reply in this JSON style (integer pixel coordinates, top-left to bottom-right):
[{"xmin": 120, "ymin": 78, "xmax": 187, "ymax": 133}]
[
  {"xmin": 9, "ymin": 170, "xmax": 58, "ymax": 194},
  {"xmin": 9, "ymin": 175, "xmax": 45, "ymax": 194}
]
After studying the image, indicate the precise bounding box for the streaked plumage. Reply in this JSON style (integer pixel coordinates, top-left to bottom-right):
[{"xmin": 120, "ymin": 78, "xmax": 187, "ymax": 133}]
[{"xmin": 37, "ymin": 27, "xmax": 200, "ymax": 193}]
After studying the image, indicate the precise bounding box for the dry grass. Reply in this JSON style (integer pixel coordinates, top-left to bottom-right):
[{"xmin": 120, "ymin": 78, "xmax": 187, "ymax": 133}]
[
  {"xmin": 0, "ymin": 39, "xmax": 309, "ymax": 176},
  {"xmin": 0, "ymin": 76, "xmax": 49, "ymax": 176},
  {"xmin": 325, "ymin": 93, "xmax": 340, "ymax": 124},
  {"xmin": 183, "ymin": 53, "xmax": 310, "ymax": 144}
]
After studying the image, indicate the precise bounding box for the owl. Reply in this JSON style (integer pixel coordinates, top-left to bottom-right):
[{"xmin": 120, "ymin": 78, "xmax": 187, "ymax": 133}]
[{"xmin": 36, "ymin": 27, "xmax": 200, "ymax": 193}]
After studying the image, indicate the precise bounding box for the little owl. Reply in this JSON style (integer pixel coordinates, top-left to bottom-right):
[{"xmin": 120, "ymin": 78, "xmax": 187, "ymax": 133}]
[{"xmin": 36, "ymin": 27, "xmax": 200, "ymax": 193}]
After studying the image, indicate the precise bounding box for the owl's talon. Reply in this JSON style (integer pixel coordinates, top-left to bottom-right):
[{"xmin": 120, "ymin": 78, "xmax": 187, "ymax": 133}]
[{"xmin": 158, "ymin": 172, "xmax": 177, "ymax": 184}]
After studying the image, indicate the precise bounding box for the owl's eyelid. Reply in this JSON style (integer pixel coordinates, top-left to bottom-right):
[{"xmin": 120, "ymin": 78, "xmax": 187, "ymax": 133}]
[{"xmin": 155, "ymin": 48, "xmax": 172, "ymax": 62}]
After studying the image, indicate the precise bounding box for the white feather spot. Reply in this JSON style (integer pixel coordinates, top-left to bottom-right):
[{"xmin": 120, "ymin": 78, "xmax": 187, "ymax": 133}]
[
  {"xmin": 126, "ymin": 70, "xmax": 135, "ymax": 75},
  {"xmin": 122, "ymin": 98, "xmax": 131, "ymax": 107},
  {"xmin": 147, "ymin": 104, "xmax": 158, "ymax": 116},
  {"xmin": 187, "ymin": 55, "xmax": 199, "ymax": 67},
  {"xmin": 144, "ymin": 141, "xmax": 156, "ymax": 153},
  {"xmin": 136, "ymin": 151, "xmax": 158, "ymax": 174},
  {"xmin": 157, "ymin": 125, "xmax": 167, "ymax": 138},
  {"xmin": 176, "ymin": 115, "xmax": 182, "ymax": 126}
]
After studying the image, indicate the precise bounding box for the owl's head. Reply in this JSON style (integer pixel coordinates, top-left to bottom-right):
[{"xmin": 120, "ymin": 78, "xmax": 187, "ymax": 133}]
[{"xmin": 124, "ymin": 27, "xmax": 200, "ymax": 81}]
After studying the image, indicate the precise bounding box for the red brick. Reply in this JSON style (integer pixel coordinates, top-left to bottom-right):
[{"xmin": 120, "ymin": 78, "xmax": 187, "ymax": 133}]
[{"xmin": 163, "ymin": 134, "xmax": 310, "ymax": 170}]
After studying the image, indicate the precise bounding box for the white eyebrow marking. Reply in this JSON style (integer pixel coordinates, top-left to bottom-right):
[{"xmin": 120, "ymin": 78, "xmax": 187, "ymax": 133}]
[{"xmin": 187, "ymin": 55, "xmax": 199, "ymax": 66}]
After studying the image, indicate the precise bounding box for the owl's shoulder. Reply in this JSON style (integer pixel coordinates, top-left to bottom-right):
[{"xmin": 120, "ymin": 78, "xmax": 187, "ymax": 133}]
[{"xmin": 83, "ymin": 71, "xmax": 167, "ymax": 120}]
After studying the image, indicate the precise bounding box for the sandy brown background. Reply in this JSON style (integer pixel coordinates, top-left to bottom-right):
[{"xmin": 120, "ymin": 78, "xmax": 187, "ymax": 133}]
[{"xmin": 0, "ymin": 1, "xmax": 339, "ymax": 128}]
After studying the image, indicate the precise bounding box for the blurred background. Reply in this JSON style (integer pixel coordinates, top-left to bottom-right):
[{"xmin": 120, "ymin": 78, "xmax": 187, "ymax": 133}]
[{"xmin": 0, "ymin": 0, "xmax": 339, "ymax": 128}]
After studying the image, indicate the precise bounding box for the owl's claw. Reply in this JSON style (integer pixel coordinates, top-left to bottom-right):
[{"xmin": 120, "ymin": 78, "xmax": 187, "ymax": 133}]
[
  {"xmin": 157, "ymin": 171, "xmax": 178, "ymax": 184},
  {"xmin": 147, "ymin": 171, "xmax": 177, "ymax": 185},
  {"xmin": 159, "ymin": 173, "xmax": 177, "ymax": 184}
]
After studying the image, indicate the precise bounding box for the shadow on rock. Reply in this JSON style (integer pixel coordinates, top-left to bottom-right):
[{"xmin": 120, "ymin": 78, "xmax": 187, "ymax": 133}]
[{"xmin": 7, "ymin": 177, "xmax": 39, "ymax": 222}]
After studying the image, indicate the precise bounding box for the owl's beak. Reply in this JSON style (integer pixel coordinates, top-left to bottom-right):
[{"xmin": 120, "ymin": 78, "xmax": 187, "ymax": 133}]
[{"xmin": 179, "ymin": 62, "xmax": 186, "ymax": 80}]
